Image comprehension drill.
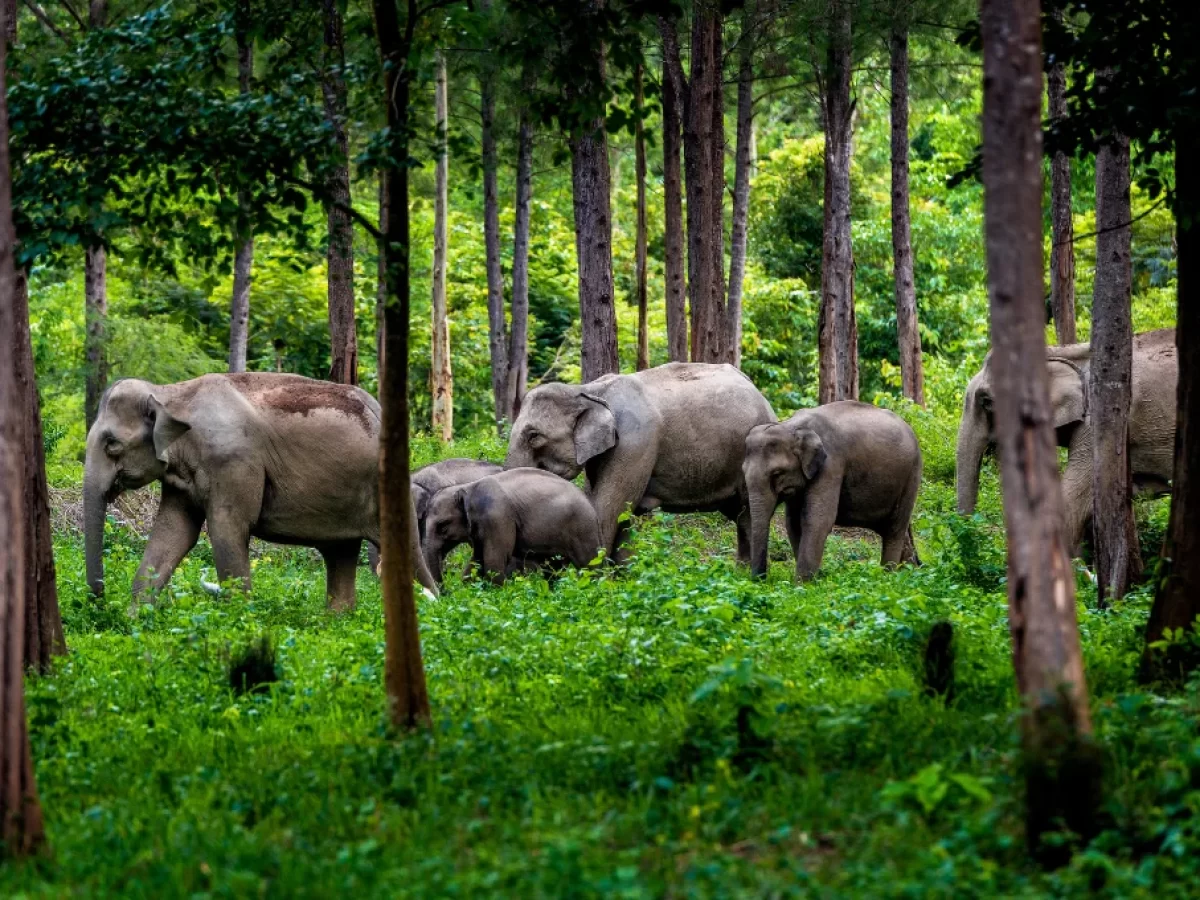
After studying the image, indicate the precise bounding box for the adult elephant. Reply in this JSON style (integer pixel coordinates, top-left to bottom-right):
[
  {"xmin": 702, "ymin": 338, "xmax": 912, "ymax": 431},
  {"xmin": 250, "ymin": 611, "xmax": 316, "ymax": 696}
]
[
  {"xmin": 84, "ymin": 373, "xmax": 438, "ymax": 613},
  {"xmin": 956, "ymin": 328, "xmax": 1176, "ymax": 551},
  {"xmin": 505, "ymin": 362, "xmax": 776, "ymax": 558}
]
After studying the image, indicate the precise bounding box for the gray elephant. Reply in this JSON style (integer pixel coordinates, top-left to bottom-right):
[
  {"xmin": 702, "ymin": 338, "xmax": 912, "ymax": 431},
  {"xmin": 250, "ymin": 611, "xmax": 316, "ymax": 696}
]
[
  {"xmin": 84, "ymin": 373, "xmax": 438, "ymax": 613},
  {"xmin": 412, "ymin": 458, "xmax": 503, "ymax": 540},
  {"xmin": 505, "ymin": 362, "xmax": 776, "ymax": 559},
  {"xmin": 956, "ymin": 328, "xmax": 1176, "ymax": 551},
  {"xmin": 743, "ymin": 402, "xmax": 922, "ymax": 581},
  {"xmin": 421, "ymin": 468, "xmax": 601, "ymax": 585}
]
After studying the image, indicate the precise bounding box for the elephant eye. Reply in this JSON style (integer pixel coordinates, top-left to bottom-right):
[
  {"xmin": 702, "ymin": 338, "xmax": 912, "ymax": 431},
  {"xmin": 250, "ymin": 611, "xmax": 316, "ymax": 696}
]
[
  {"xmin": 528, "ymin": 432, "xmax": 546, "ymax": 450},
  {"xmin": 105, "ymin": 438, "xmax": 124, "ymax": 458},
  {"xmin": 977, "ymin": 393, "xmax": 993, "ymax": 412}
]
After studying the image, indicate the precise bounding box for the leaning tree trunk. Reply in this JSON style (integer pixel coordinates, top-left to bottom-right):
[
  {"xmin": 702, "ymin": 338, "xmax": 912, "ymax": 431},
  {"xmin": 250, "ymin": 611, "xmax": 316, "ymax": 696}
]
[
  {"xmin": 1091, "ymin": 119, "xmax": 1141, "ymax": 604},
  {"xmin": 889, "ymin": 16, "xmax": 925, "ymax": 406},
  {"xmin": 481, "ymin": 60, "xmax": 508, "ymax": 429},
  {"xmin": 660, "ymin": 19, "xmax": 688, "ymax": 363},
  {"xmin": 1047, "ymin": 15, "xmax": 1076, "ymax": 346},
  {"xmin": 0, "ymin": 13, "xmax": 47, "ymax": 852},
  {"xmin": 228, "ymin": 3, "xmax": 253, "ymax": 373},
  {"xmin": 726, "ymin": 3, "xmax": 755, "ymax": 370},
  {"xmin": 979, "ymin": 0, "xmax": 1099, "ymax": 860},
  {"xmin": 818, "ymin": 0, "xmax": 858, "ymax": 403},
  {"xmin": 505, "ymin": 102, "xmax": 533, "ymax": 420},
  {"xmin": 683, "ymin": 2, "xmax": 727, "ymax": 364},
  {"xmin": 83, "ymin": 242, "xmax": 107, "ymax": 428},
  {"xmin": 634, "ymin": 63, "xmax": 649, "ymax": 371},
  {"xmin": 371, "ymin": 0, "xmax": 431, "ymax": 731},
  {"xmin": 430, "ymin": 50, "xmax": 453, "ymax": 441},
  {"xmin": 323, "ymin": 0, "xmax": 358, "ymax": 386}
]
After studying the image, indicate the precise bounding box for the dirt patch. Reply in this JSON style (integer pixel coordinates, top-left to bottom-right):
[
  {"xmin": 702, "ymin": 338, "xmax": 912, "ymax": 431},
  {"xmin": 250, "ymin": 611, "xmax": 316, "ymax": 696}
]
[{"xmin": 225, "ymin": 373, "xmax": 375, "ymax": 431}]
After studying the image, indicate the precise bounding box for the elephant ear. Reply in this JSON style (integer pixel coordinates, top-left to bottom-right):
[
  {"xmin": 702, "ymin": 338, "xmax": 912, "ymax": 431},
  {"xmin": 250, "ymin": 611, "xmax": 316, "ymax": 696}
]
[
  {"xmin": 149, "ymin": 396, "xmax": 191, "ymax": 462},
  {"xmin": 792, "ymin": 429, "xmax": 827, "ymax": 481},
  {"xmin": 574, "ymin": 394, "xmax": 617, "ymax": 466},
  {"xmin": 1047, "ymin": 358, "xmax": 1088, "ymax": 428}
]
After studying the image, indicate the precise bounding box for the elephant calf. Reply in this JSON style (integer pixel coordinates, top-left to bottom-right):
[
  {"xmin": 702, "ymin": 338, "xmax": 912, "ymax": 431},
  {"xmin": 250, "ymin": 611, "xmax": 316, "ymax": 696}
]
[
  {"xmin": 412, "ymin": 458, "xmax": 504, "ymax": 540},
  {"xmin": 422, "ymin": 468, "xmax": 601, "ymax": 585},
  {"xmin": 743, "ymin": 402, "xmax": 922, "ymax": 581}
]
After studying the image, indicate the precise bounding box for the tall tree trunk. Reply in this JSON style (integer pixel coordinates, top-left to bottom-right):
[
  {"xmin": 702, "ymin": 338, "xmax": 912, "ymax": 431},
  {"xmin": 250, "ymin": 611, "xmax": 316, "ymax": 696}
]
[
  {"xmin": 83, "ymin": 243, "xmax": 107, "ymax": 428},
  {"xmin": 1143, "ymin": 132, "xmax": 1199, "ymax": 681},
  {"xmin": 1091, "ymin": 117, "xmax": 1141, "ymax": 604},
  {"xmin": 481, "ymin": 59, "xmax": 508, "ymax": 428},
  {"xmin": 228, "ymin": 2, "xmax": 253, "ymax": 373},
  {"xmin": 431, "ymin": 50, "xmax": 453, "ymax": 441},
  {"xmin": 322, "ymin": 0, "xmax": 358, "ymax": 386},
  {"xmin": 1047, "ymin": 13, "xmax": 1076, "ymax": 346},
  {"xmin": 634, "ymin": 63, "xmax": 649, "ymax": 371},
  {"xmin": 727, "ymin": 3, "xmax": 755, "ymax": 370},
  {"xmin": 818, "ymin": 0, "xmax": 858, "ymax": 403},
  {"xmin": 377, "ymin": 170, "xmax": 388, "ymax": 374},
  {"xmin": 889, "ymin": 14, "xmax": 925, "ymax": 406},
  {"xmin": 683, "ymin": 2, "xmax": 727, "ymax": 364},
  {"xmin": 660, "ymin": 19, "xmax": 688, "ymax": 363},
  {"xmin": 372, "ymin": 0, "xmax": 431, "ymax": 731},
  {"xmin": 0, "ymin": 12, "xmax": 47, "ymax": 853},
  {"xmin": 979, "ymin": 0, "xmax": 1099, "ymax": 859},
  {"xmin": 505, "ymin": 102, "xmax": 533, "ymax": 419}
]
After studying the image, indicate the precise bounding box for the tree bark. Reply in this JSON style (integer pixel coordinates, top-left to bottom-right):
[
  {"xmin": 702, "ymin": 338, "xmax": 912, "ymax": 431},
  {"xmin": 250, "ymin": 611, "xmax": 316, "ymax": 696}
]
[
  {"xmin": 889, "ymin": 15, "xmax": 925, "ymax": 406},
  {"xmin": 1091, "ymin": 117, "xmax": 1141, "ymax": 604},
  {"xmin": 0, "ymin": 13, "xmax": 47, "ymax": 853},
  {"xmin": 377, "ymin": 170, "xmax": 388, "ymax": 375},
  {"xmin": 818, "ymin": 0, "xmax": 858, "ymax": 403},
  {"xmin": 83, "ymin": 242, "xmax": 107, "ymax": 428},
  {"xmin": 634, "ymin": 63, "xmax": 649, "ymax": 371},
  {"xmin": 660, "ymin": 19, "xmax": 688, "ymax": 363},
  {"xmin": 481, "ymin": 56, "xmax": 508, "ymax": 428},
  {"xmin": 1047, "ymin": 14, "xmax": 1076, "ymax": 345},
  {"xmin": 505, "ymin": 102, "xmax": 532, "ymax": 420},
  {"xmin": 431, "ymin": 49, "xmax": 453, "ymax": 441},
  {"xmin": 228, "ymin": 3, "xmax": 253, "ymax": 374},
  {"xmin": 726, "ymin": 3, "xmax": 756, "ymax": 370},
  {"xmin": 371, "ymin": 0, "xmax": 431, "ymax": 731},
  {"xmin": 322, "ymin": 0, "xmax": 358, "ymax": 386},
  {"xmin": 683, "ymin": 2, "xmax": 727, "ymax": 364},
  {"xmin": 979, "ymin": 0, "xmax": 1098, "ymax": 859}
]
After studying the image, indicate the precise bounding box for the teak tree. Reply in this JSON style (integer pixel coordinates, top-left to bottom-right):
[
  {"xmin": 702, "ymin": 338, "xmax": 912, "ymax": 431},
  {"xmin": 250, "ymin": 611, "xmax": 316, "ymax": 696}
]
[
  {"xmin": 480, "ymin": 0, "xmax": 508, "ymax": 429},
  {"xmin": 726, "ymin": 0, "xmax": 758, "ymax": 370},
  {"xmin": 1046, "ymin": 5, "xmax": 1076, "ymax": 345},
  {"xmin": 229, "ymin": 0, "xmax": 254, "ymax": 373},
  {"xmin": 634, "ymin": 61, "xmax": 649, "ymax": 371},
  {"xmin": 659, "ymin": 15, "xmax": 687, "ymax": 362},
  {"xmin": 83, "ymin": 0, "xmax": 109, "ymax": 429},
  {"xmin": 430, "ymin": 48, "xmax": 453, "ymax": 441}
]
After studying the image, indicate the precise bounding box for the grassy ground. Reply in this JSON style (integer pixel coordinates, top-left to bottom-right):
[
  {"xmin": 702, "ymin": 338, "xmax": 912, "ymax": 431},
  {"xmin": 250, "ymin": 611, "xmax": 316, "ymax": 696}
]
[{"xmin": 1, "ymin": 446, "xmax": 1197, "ymax": 898}]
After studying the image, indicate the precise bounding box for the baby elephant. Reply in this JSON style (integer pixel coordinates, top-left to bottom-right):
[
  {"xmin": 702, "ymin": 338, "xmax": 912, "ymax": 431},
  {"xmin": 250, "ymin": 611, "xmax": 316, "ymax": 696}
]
[
  {"xmin": 743, "ymin": 401, "xmax": 922, "ymax": 581},
  {"xmin": 422, "ymin": 468, "xmax": 602, "ymax": 585}
]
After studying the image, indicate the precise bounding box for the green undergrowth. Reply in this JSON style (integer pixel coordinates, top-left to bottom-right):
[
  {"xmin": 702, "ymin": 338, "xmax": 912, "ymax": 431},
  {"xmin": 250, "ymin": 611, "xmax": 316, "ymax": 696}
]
[{"xmin": 3, "ymin": 460, "xmax": 1197, "ymax": 897}]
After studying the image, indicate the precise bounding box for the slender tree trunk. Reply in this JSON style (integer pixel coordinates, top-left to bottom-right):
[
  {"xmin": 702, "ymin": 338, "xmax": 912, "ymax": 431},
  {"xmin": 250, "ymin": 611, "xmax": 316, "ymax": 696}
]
[
  {"xmin": 727, "ymin": 3, "xmax": 756, "ymax": 370},
  {"xmin": 377, "ymin": 170, "xmax": 388, "ymax": 374},
  {"xmin": 889, "ymin": 15, "xmax": 925, "ymax": 406},
  {"xmin": 228, "ymin": 3, "xmax": 253, "ymax": 373},
  {"xmin": 0, "ymin": 13, "xmax": 47, "ymax": 853},
  {"xmin": 979, "ymin": 0, "xmax": 1099, "ymax": 859},
  {"xmin": 818, "ymin": 0, "xmax": 858, "ymax": 403},
  {"xmin": 505, "ymin": 102, "xmax": 533, "ymax": 419},
  {"xmin": 1047, "ymin": 14, "xmax": 1076, "ymax": 345},
  {"xmin": 1091, "ymin": 117, "xmax": 1141, "ymax": 604},
  {"xmin": 634, "ymin": 63, "xmax": 649, "ymax": 371},
  {"xmin": 83, "ymin": 243, "xmax": 107, "ymax": 428},
  {"xmin": 660, "ymin": 19, "xmax": 688, "ymax": 363},
  {"xmin": 482, "ymin": 61, "xmax": 508, "ymax": 428},
  {"xmin": 322, "ymin": 0, "xmax": 358, "ymax": 386},
  {"xmin": 372, "ymin": 0, "xmax": 431, "ymax": 731},
  {"xmin": 683, "ymin": 2, "xmax": 727, "ymax": 364},
  {"xmin": 431, "ymin": 50, "xmax": 453, "ymax": 441}
]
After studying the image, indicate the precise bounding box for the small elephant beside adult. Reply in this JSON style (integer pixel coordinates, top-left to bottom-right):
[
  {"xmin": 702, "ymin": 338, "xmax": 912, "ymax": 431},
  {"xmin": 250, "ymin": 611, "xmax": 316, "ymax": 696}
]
[
  {"xmin": 412, "ymin": 458, "xmax": 503, "ymax": 540},
  {"xmin": 505, "ymin": 362, "xmax": 776, "ymax": 560},
  {"xmin": 84, "ymin": 373, "xmax": 438, "ymax": 613},
  {"xmin": 743, "ymin": 402, "xmax": 922, "ymax": 581},
  {"xmin": 956, "ymin": 328, "xmax": 1177, "ymax": 552},
  {"xmin": 421, "ymin": 468, "xmax": 601, "ymax": 585}
]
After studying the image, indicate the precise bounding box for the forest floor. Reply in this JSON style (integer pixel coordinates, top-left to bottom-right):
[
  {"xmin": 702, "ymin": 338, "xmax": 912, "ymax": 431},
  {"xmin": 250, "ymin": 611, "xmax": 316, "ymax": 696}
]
[{"xmin": 2, "ymin": 452, "xmax": 1197, "ymax": 898}]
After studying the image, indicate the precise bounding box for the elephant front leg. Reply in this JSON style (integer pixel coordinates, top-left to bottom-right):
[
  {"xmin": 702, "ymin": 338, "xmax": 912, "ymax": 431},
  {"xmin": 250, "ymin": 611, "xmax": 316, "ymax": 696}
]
[
  {"xmin": 206, "ymin": 512, "xmax": 253, "ymax": 594},
  {"xmin": 131, "ymin": 487, "xmax": 204, "ymax": 612},
  {"xmin": 783, "ymin": 500, "xmax": 803, "ymax": 561},
  {"xmin": 793, "ymin": 485, "xmax": 839, "ymax": 582},
  {"xmin": 319, "ymin": 540, "xmax": 362, "ymax": 612},
  {"xmin": 1060, "ymin": 449, "xmax": 1093, "ymax": 558}
]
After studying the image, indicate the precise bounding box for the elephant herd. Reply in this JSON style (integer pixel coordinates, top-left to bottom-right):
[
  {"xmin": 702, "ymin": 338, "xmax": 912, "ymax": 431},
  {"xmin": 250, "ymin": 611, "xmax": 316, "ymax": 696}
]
[{"xmin": 82, "ymin": 329, "xmax": 1176, "ymax": 614}]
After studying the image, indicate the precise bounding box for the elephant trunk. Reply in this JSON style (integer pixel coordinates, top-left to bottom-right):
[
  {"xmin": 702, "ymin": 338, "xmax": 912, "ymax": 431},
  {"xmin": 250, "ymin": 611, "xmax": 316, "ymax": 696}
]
[
  {"xmin": 955, "ymin": 408, "xmax": 988, "ymax": 515},
  {"xmin": 83, "ymin": 465, "xmax": 110, "ymax": 597},
  {"xmin": 748, "ymin": 488, "xmax": 776, "ymax": 578}
]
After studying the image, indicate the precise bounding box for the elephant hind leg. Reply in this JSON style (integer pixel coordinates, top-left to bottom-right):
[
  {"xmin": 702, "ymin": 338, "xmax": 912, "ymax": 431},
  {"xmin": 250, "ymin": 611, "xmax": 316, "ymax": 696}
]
[
  {"xmin": 319, "ymin": 540, "xmax": 362, "ymax": 612},
  {"xmin": 881, "ymin": 528, "xmax": 913, "ymax": 568}
]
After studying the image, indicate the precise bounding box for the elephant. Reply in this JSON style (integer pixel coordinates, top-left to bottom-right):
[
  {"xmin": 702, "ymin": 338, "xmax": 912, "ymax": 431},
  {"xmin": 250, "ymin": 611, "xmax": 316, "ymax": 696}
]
[
  {"xmin": 956, "ymin": 328, "xmax": 1176, "ymax": 552},
  {"xmin": 84, "ymin": 373, "xmax": 438, "ymax": 614},
  {"xmin": 412, "ymin": 458, "xmax": 503, "ymax": 540},
  {"xmin": 421, "ymin": 468, "xmax": 602, "ymax": 585},
  {"xmin": 505, "ymin": 362, "xmax": 777, "ymax": 560},
  {"xmin": 742, "ymin": 402, "xmax": 922, "ymax": 581}
]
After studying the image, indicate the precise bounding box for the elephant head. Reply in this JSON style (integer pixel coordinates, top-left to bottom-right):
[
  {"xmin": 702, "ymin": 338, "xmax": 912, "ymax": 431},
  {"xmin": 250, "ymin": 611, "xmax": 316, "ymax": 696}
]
[
  {"xmin": 505, "ymin": 383, "xmax": 617, "ymax": 480},
  {"xmin": 955, "ymin": 353, "xmax": 1088, "ymax": 514},
  {"xmin": 742, "ymin": 422, "xmax": 827, "ymax": 577},
  {"xmin": 421, "ymin": 484, "xmax": 473, "ymax": 585},
  {"xmin": 84, "ymin": 379, "xmax": 191, "ymax": 596}
]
